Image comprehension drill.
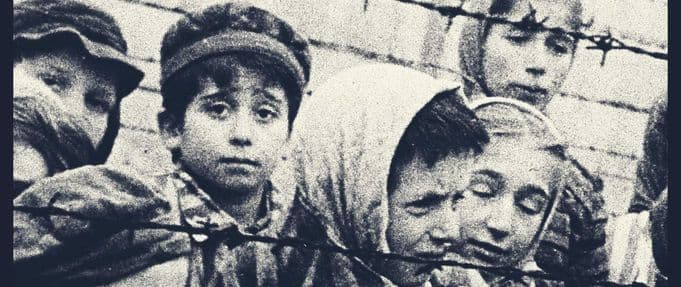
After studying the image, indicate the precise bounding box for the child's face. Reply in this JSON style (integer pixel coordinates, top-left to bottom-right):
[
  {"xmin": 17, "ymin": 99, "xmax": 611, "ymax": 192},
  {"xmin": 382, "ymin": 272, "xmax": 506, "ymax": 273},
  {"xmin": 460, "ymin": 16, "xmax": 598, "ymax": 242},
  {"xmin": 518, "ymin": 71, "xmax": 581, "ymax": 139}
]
[
  {"xmin": 454, "ymin": 138, "xmax": 558, "ymax": 267},
  {"xmin": 174, "ymin": 59, "xmax": 289, "ymax": 195},
  {"xmin": 384, "ymin": 155, "xmax": 464, "ymax": 286},
  {"xmin": 16, "ymin": 46, "xmax": 119, "ymax": 147},
  {"xmin": 481, "ymin": 0, "xmax": 580, "ymax": 111}
]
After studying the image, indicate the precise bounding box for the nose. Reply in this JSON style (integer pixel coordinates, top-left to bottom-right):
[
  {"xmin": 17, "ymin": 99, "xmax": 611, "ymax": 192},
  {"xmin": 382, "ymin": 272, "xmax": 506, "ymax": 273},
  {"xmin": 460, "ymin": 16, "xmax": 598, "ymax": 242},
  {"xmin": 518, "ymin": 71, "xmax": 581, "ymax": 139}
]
[
  {"xmin": 485, "ymin": 202, "xmax": 513, "ymax": 241},
  {"xmin": 228, "ymin": 111, "xmax": 253, "ymax": 147},
  {"xmin": 524, "ymin": 40, "xmax": 549, "ymax": 77},
  {"xmin": 431, "ymin": 208, "xmax": 461, "ymax": 248}
]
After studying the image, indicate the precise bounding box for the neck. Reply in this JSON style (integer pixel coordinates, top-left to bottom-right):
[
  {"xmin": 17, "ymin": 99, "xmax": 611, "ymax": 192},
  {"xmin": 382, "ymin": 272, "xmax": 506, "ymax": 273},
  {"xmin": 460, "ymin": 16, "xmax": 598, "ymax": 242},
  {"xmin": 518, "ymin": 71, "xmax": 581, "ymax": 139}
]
[
  {"xmin": 182, "ymin": 167, "xmax": 267, "ymax": 227},
  {"xmin": 212, "ymin": 185, "xmax": 265, "ymax": 227}
]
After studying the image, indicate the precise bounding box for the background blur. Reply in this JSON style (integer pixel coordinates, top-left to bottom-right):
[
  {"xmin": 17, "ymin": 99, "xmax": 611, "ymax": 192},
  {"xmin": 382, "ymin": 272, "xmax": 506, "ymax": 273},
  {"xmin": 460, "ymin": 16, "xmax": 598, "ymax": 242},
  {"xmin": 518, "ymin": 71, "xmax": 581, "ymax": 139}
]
[{"xmin": 14, "ymin": 0, "xmax": 668, "ymax": 216}]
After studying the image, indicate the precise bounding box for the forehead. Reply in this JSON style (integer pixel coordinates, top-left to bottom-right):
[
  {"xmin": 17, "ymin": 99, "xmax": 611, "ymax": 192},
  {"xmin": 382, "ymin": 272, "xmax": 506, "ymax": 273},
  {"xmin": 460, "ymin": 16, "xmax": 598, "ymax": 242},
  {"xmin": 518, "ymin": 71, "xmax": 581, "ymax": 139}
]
[
  {"xmin": 194, "ymin": 56, "xmax": 287, "ymax": 96},
  {"xmin": 496, "ymin": 0, "xmax": 582, "ymax": 30},
  {"xmin": 473, "ymin": 137, "xmax": 558, "ymax": 185}
]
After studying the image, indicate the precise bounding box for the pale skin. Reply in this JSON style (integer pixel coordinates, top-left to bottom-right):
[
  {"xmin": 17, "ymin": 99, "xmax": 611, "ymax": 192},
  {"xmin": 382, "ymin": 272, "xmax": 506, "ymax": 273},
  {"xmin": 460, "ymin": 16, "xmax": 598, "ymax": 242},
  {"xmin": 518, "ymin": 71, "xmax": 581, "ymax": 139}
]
[
  {"xmin": 14, "ymin": 46, "xmax": 119, "ymax": 183},
  {"xmin": 481, "ymin": 0, "xmax": 581, "ymax": 111},
  {"xmin": 384, "ymin": 154, "xmax": 465, "ymax": 287},
  {"xmin": 453, "ymin": 138, "xmax": 560, "ymax": 269},
  {"xmin": 162, "ymin": 56, "xmax": 290, "ymax": 226},
  {"xmin": 16, "ymin": 46, "xmax": 119, "ymax": 147}
]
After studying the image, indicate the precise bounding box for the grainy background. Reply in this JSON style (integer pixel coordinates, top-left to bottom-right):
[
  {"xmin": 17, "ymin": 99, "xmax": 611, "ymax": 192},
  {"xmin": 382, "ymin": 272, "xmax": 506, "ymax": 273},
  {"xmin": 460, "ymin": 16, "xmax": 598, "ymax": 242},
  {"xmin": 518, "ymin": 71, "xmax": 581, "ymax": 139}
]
[{"xmin": 15, "ymin": 0, "xmax": 668, "ymax": 216}]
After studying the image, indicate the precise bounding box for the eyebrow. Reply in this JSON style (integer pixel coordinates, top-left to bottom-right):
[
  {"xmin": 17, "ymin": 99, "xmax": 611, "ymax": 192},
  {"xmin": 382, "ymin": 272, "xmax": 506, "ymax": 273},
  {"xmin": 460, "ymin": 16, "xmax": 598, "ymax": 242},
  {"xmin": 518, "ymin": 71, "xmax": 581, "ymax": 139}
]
[
  {"xmin": 259, "ymin": 88, "xmax": 284, "ymax": 105},
  {"xmin": 405, "ymin": 191, "xmax": 448, "ymax": 207},
  {"xmin": 474, "ymin": 169, "xmax": 506, "ymax": 185},
  {"xmin": 198, "ymin": 91, "xmax": 236, "ymax": 106}
]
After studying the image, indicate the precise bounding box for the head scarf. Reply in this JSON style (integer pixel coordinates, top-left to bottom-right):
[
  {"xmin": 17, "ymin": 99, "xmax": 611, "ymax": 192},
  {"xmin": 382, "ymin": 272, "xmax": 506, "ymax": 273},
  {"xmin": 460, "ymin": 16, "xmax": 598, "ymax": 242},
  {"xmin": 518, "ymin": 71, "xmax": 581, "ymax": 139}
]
[
  {"xmin": 291, "ymin": 63, "xmax": 462, "ymax": 285},
  {"xmin": 469, "ymin": 97, "xmax": 566, "ymax": 265},
  {"xmin": 459, "ymin": 0, "xmax": 496, "ymax": 99},
  {"xmin": 434, "ymin": 97, "xmax": 568, "ymax": 287}
]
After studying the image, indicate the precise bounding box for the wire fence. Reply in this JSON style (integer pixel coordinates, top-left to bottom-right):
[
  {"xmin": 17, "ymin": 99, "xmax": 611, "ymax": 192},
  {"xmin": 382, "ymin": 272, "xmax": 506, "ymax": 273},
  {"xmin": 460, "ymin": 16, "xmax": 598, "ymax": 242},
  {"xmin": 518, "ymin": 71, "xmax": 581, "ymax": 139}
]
[
  {"xmin": 389, "ymin": 0, "xmax": 667, "ymax": 64},
  {"xmin": 14, "ymin": 204, "xmax": 638, "ymax": 287},
  {"xmin": 27, "ymin": 2, "xmax": 657, "ymax": 285},
  {"xmin": 119, "ymin": 0, "xmax": 658, "ymax": 116}
]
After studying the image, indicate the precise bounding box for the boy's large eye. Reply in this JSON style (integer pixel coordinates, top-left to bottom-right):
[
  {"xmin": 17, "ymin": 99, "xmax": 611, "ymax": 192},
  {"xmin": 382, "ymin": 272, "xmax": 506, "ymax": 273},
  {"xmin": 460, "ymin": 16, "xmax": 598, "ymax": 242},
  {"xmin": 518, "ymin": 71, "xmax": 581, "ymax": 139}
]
[
  {"xmin": 514, "ymin": 186, "xmax": 548, "ymax": 215},
  {"xmin": 254, "ymin": 104, "xmax": 280, "ymax": 122},
  {"xmin": 205, "ymin": 102, "xmax": 230, "ymax": 118}
]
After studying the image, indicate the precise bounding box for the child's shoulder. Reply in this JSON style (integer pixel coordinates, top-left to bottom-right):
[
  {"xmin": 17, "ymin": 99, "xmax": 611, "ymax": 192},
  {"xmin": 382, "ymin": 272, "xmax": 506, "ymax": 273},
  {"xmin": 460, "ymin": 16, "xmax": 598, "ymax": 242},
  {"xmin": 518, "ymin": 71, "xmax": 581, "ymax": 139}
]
[{"xmin": 17, "ymin": 164, "xmax": 177, "ymax": 204}]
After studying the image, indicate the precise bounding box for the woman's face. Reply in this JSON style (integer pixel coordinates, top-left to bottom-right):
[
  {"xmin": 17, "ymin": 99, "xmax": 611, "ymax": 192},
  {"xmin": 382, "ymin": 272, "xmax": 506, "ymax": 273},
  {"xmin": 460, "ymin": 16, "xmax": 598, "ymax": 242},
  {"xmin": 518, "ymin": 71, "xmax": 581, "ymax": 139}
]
[
  {"xmin": 454, "ymin": 138, "xmax": 558, "ymax": 267},
  {"xmin": 481, "ymin": 0, "xmax": 580, "ymax": 111},
  {"xmin": 384, "ymin": 154, "xmax": 465, "ymax": 287}
]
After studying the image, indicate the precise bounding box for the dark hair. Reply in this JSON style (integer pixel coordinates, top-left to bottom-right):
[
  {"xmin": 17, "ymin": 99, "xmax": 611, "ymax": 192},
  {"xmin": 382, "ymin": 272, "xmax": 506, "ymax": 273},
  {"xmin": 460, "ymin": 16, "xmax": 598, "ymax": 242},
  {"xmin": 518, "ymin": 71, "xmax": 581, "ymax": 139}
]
[
  {"xmin": 160, "ymin": 3, "xmax": 310, "ymax": 128},
  {"xmin": 158, "ymin": 53, "xmax": 300, "ymax": 129},
  {"xmin": 388, "ymin": 90, "xmax": 490, "ymax": 191}
]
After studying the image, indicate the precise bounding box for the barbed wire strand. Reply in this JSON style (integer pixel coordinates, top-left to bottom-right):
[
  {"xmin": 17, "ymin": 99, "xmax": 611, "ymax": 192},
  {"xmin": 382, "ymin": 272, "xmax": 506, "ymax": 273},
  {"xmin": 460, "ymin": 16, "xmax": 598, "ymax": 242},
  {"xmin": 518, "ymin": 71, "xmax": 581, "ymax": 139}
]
[
  {"xmin": 118, "ymin": 0, "xmax": 654, "ymax": 115},
  {"xmin": 14, "ymin": 205, "xmax": 635, "ymax": 287},
  {"xmin": 119, "ymin": 0, "xmax": 666, "ymax": 64},
  {"xmin": 389, "ymin": 0, "xmax": 667, "ymax": 63}
]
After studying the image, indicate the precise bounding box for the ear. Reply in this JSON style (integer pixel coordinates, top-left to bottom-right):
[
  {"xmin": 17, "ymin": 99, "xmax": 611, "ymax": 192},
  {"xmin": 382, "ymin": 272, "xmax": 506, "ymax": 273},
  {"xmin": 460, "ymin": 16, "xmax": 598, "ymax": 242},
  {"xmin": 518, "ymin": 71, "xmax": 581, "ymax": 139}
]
[{"xmin": 157, "ymin": 111, "xmax": 182, "ymax": 151}]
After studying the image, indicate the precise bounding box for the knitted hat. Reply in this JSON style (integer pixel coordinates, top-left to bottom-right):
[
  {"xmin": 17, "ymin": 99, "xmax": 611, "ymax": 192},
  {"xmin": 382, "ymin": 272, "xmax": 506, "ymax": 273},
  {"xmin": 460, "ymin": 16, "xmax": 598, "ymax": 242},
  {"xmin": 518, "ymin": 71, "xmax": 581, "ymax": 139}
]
[
  {"xmin": 160, "ymin": 2, "xmax": 311, "ymax": 94},
  {"xmin": 14, "ymin": 0, "xmax": 144, "ymax": 98}
]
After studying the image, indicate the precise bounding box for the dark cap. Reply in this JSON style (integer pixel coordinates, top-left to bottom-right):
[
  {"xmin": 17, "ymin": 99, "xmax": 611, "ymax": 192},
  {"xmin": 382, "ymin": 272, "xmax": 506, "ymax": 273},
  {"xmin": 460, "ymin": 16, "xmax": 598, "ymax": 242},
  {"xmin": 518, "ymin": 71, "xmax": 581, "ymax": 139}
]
[
  {"xmin": 14, "ymin": 0, "xmax": 144, "ymax": 98},
  {"xmin": 160, "ymin": 1, "xmax": 311, "ymax": 92}
]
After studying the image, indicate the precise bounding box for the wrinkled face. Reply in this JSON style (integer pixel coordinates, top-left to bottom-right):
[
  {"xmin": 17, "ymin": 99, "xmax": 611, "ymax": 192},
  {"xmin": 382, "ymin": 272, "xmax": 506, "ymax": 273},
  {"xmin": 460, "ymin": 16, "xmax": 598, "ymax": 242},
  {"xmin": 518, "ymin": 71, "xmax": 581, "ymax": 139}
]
[
  {"xmin": 384, "ymin": 155, "xmax": 465, "ymax": 287},
  {"xmin": 174, "ymin": 59, "xmax": 289, "ymax": 196},
  {"xmin": 16, "ymin": 46, "xmax": 119, "ymax": 147},
  {"xmin": 481, "ymin": 0, "xmax": 580, "ymax": 111},
  {"xmin": 455, "ymin": 138, "xmax": 558, "ymax": 267}
]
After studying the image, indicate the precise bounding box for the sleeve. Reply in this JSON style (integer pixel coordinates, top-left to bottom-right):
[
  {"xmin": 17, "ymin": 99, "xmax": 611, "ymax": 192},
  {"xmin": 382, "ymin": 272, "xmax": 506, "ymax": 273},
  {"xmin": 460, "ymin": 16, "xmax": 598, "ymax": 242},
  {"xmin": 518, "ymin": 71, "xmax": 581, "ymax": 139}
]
[
  {"xmin": 535, "ymin": 162, "xmax": 609, "ymax": 286},
  {"xmin": 606, "ymin": 212, "xmax": 657, "ymax": 287},
  {"xmin": 629, "ymin": 97, "xmax": 667, "ymax": 213},
  {"xmin": 13, "ymin": 165, "xmax": 190, "ymax": 285}
]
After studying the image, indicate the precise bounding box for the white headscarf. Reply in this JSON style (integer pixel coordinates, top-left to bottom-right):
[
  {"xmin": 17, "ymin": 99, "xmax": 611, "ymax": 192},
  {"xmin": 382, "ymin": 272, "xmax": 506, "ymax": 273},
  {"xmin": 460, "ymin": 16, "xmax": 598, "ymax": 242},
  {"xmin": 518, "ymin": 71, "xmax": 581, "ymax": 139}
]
[{"xmin": 291, "ymin": 63, "xmax": 463, "ymax": 285}]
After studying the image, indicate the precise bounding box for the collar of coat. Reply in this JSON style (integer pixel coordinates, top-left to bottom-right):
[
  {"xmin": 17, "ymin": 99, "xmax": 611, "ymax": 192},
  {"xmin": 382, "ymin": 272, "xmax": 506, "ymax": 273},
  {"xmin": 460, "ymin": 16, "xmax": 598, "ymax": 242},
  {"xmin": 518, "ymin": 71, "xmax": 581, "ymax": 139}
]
[{"xmin": 170, "ymin": 169, "xmax": 274, "ymax": 243}]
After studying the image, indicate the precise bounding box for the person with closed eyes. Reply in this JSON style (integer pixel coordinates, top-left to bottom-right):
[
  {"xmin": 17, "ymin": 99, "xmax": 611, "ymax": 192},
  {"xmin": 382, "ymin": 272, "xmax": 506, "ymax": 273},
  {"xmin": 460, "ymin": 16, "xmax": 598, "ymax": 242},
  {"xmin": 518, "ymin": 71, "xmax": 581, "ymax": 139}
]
[
  {"xmin": 430, "ymin": 98, "xmax": 572, "ymax": 287},
  {"xmin": 458, "ymin": 1, "xmax": 610, "ymax": 284}
]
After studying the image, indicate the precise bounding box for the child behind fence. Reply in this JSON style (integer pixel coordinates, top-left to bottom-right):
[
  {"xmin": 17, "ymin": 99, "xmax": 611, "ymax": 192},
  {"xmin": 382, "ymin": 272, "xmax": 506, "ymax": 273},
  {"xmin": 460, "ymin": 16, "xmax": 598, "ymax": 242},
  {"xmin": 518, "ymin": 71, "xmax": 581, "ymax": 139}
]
[
  {"xmin": 432, "ymin": 98, "xmax": 583, "ymax": 287},
  {"xmin": 14, "ymin": 2, "xmax": 310, "ymax": 286},
  {"xmin": 277, "ymin": 63, "xmax": 489, "ymax": 286},
  {"xmin": 458, "ymin": 1, "xmax": 609, "ymax": 283},
  {"xmin": 13, "ymin": 0, "xmax": 144, "ymax": 195}
]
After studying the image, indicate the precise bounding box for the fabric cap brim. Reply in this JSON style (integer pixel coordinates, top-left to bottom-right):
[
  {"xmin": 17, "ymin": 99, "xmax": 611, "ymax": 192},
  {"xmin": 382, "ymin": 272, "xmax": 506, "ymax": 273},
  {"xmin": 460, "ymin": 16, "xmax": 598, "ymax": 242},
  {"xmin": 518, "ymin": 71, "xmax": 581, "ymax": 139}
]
[
  {"xmin": 14, "ymin": 27, "xmax": 144, "ymax": 98},
  {"xmin": 161, "ymin": 29, "xmax": 306, "ymax": 90}
]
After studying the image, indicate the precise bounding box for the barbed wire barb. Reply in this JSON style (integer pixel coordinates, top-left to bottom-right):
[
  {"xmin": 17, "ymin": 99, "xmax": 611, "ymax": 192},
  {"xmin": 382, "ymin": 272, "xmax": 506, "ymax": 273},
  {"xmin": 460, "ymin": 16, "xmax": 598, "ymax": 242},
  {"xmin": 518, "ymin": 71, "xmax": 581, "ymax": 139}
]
[
  {"xmin": 393, "ymin": 0, "xmax": 667, "ymax": 62},
  {"xmin": 15, "ymin": 205, "xmax": 639, "ymax": 287}
]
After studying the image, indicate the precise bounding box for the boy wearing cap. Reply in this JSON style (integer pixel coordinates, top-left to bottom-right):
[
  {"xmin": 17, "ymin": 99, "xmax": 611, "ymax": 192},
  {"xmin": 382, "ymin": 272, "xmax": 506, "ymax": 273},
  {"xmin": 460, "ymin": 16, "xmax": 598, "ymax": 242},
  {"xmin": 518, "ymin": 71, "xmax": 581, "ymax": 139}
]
[
  {"xmin": 13, "ymin": 0, "xmax": 144, "ymax": 194},
  {"xmin": 14, "ymin": 2, "xmax": 310, "ymax": 286}
]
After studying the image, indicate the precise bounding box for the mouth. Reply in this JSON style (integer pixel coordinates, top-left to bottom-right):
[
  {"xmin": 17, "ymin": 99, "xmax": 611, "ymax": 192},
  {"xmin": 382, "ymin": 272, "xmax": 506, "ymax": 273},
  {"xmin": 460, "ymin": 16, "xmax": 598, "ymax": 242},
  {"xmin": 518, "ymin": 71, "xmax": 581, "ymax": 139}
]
[
  {"xmin": 413, "ymin": 251, "xmax": 447, "ymax": 275},
  {"xmin": 467, "ymin": 239, "xmax": 510, "ymax": 262},
  {"xmin": 218, "ymin": 157, "xmax": 261, "ymax": 167},
  {"xmin": 510, "ymin": 84, "xmax": 549, "ymax": 103}
]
